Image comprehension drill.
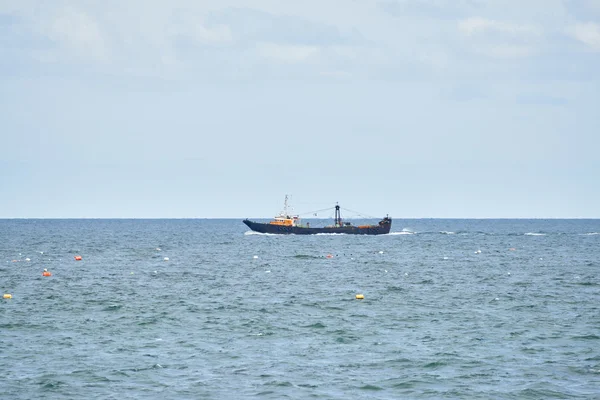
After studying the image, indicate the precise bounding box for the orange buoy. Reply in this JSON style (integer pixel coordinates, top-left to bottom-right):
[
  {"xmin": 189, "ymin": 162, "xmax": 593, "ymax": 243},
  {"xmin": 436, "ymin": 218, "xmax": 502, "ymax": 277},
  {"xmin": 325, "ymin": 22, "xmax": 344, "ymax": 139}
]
[
  {"xmin": 42, "ymin": 269, "xmax": 52, "ymax": 277},
  {"xmin": 74, "ymin": 255, "xmax": 82, "ymax": 261},
  {"xmin": 326, "ymin": 254, "xmax": 333, "ymax": 259}
]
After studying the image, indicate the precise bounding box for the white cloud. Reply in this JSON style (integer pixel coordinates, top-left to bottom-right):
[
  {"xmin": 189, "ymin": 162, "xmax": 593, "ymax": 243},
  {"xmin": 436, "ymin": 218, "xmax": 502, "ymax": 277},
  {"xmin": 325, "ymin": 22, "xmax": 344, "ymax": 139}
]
[
  {"xmin": 167, "ymin": 12, "xmax": 233, "ymax": 46},
  {"xmin": 458, "ymin": 17, "xmax": 542, "ymax": 36},
  {"xmin": 191, "ymin": 24, "xmax": 232, "ymax": 45},
  {"xmin": 457, "ymin": 17, "xmax": 543, "ymax": 59},
  {"xmin": 46, "ymin": 7, "xmax": 107, "ymax": 61},
  {"xmin": 1, "ymin": 1, "xmax": 596, "ymax": 81},
  {"xmin": 483, "ymin": 45, "xmax": 533, "ymax": 58},
  {"xmin": 256, "ymin": 43, "xmax": 319, "ymax": 64},
  {"xmin": 567, "ymin": 22, "xmax": 600, "ymax": 51}
]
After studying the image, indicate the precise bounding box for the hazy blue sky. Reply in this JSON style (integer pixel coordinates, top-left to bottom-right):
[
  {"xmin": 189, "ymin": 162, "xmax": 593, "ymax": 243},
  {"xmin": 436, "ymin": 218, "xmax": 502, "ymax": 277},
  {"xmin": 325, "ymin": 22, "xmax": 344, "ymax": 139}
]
[{"xmin": 1, "ymin": 0, "xmax": 599, "ymax": 218}]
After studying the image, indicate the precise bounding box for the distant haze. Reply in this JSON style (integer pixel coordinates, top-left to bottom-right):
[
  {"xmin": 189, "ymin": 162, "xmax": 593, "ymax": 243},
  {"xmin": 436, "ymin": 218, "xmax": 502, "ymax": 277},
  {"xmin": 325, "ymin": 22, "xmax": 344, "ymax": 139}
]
[{"xmin": 1, "ymin": 1, "xmax": 598, "ymax": 218}]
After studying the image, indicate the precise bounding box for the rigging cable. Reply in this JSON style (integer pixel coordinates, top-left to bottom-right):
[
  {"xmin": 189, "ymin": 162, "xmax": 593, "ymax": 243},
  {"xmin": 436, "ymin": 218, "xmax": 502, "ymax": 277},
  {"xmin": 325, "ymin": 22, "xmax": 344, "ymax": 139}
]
[
  {"xmin": 297, "ymin": 206, "xmax": 335, "ymax": 217},
  {"xmin": 340, "ymin": 207, "xmax": 377, "ymax": 219}
]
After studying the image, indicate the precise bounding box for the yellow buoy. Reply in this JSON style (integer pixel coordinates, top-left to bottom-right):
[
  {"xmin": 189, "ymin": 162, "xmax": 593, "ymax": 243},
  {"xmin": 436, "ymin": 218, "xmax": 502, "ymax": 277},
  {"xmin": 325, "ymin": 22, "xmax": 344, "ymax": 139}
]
[
  {"xmin": 3, "ymin": 294, "xmax": 12, "ymax": 299},
  {"xmin": 355, "ymin": 294, "xmax": 364, "ymax": 300}
]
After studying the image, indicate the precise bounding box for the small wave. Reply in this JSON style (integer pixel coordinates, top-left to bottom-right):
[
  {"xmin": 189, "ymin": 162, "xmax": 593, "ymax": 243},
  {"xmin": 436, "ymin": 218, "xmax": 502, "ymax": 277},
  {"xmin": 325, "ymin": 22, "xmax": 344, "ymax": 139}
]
[
  {"xmin": 574, "ymin": 281, "xmax": 599, "ymax": 287},
  {"xmin": 524, "ymin": 232, "xmax": 546, "ymax": 236},
  {"xmin": 40, "ymin": 379, "xmax": 68, "ymax": 389},
  {"xmin": 359, "ymin": 384, "xmax": 384, "ymax": 391},
  {"xmin": 293, "ymin": 254, "xmax": 320, "ymax": 259},
  {"xmin": 423, "ymin": 361, "xmax": 447, "ymax": 369},
  {"xmin": 386, "ymin": 285, "xmax": 404, "ymax": 292},
  {"xmin": 572, "ymin": 334, "xmax": 600, "ymax": 340},
  {"xmin": 315, "ymin": 233, "xmax": 347, "ymax": 235},
  {"xmin": 580, "ymin": 232, "xmax": 599, "ymax": 236},
  {"xmin": 103, "ymin": 305, "xmax": 123, "ymax": 311},
  {"xmin": 264, "ymin": 380, "xmax": 293, "ymax": 387},
  {"xmin": 244, "ymin": 231, "xmax": 276, "ymax": 236},
  {"xmin": 440, "ymin": 231, "xmax": 455, "ymax": 235},
  {"xmin": 389, "ymin": 231, "xmax": 415, "ymax": 235},
  {"xmin": 303, "ymin": 322, "xmax": 326, "ymax": 329}
]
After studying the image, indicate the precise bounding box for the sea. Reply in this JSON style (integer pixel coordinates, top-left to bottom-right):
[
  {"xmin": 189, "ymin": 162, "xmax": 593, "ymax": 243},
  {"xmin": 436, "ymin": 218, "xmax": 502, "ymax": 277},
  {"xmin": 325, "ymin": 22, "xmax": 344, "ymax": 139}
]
[{"xmin": 1, "ymin": 219, "xmax": 599, "ymax": 399}]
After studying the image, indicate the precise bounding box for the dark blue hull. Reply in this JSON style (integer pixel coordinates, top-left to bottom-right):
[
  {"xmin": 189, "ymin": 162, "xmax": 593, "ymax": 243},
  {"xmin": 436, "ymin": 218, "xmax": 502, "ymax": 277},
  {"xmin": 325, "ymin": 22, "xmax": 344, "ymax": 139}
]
[{"xmin": 243, "ymin": 218, "xmax": 392, "ymax": 235}]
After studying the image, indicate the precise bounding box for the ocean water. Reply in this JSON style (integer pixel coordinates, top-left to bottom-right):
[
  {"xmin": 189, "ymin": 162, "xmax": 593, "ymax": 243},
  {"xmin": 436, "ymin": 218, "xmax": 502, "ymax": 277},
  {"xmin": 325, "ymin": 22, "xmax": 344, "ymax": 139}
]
[{"xmin": 1, "ymin": 219, "xmax": 599, "ymax": 399}]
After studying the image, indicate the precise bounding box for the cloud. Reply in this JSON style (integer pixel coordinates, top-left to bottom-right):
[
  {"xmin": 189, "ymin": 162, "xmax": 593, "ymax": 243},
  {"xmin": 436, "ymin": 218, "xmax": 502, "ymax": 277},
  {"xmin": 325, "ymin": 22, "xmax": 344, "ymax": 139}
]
[
  {"xmin": 0, "ymin": 3, "xmax": 374, "ymax": 80},
  {"xmin": 46, "ymin": 7, "xmax": 107, "ymax": 61},
  {"xmin": 169, "ymin": 11, "xmax": 233, "ymax": 46},
  {"xmin": 458, "ymin": 17, "xmax": 542, "ymax": 36},
  {"xmin": 0, "ymin": 1, "xmax": 597, "ymax": 83},
  {"xmin": 484, "ymin": 45, "xmax": 534, "ymax": 58},
  {"xmin": 567, "ymin": 22, "xmax": 600, "ymax": 51},
  {"xmin": 206, "ymin": 8, "xmax": 354, "ymax": 47},
  {"xmin": 255, "ymin": 43, "xmax": 319, "ymax": 64},
  {"xmin": 379, "ymin": 0, "xmax": 477, "ymax": 19},
  {"xmin": 457, "ymin": 17, "xmax": 543, "ymax": 59}
]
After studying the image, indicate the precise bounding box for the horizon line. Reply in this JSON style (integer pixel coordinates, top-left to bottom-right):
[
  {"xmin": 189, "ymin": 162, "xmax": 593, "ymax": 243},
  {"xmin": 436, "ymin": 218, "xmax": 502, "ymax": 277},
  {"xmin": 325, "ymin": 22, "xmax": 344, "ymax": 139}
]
[{"xmin": 1, "ymin": 217, "xmax": 599, "ymax": 220}]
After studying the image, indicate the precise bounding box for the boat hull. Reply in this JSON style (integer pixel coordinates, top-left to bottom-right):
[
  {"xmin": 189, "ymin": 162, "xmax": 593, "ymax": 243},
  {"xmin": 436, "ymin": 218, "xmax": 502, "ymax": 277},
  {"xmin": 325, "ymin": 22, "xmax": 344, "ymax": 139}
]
[{"xmin": 243, "ymin": 219, "xmax": 392, "ymax": 235}]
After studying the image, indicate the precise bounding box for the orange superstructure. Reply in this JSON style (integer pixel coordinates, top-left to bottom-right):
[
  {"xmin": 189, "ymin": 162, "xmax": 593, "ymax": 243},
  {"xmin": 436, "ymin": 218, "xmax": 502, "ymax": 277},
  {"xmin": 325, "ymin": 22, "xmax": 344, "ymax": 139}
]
[
  {"xmin": 267, "ymin": 196, "xmax": 300, "ymax": 227},
  {"xmin": 269, "ymin": 219, "xmax": 295, "ymax": 226}
]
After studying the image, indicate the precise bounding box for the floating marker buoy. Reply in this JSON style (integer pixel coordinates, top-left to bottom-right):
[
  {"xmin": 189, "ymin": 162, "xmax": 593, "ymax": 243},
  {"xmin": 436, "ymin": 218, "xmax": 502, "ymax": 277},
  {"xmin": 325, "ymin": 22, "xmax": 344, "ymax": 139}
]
[
  {"xmin": 25, "ymin": 258, "xmax": 30, "ymax": 261},
  {"xmin": 475, "ymin": 250, "xmax": 481, "ymax": 254},
  {"xmin": 3, "ymin": 294, "xmax": 12, "ymax": 299},
  {"xmin": 355, "ymin": 294, "xmax": 364, "ymax": 300},
  {"xmin": 42, "ymin": 269, "xmax": 52, "ymax": 277},
  {"xmin": 326, "ymin": 254, "xmax": 333, "ymax": 259},
  {"xmin": 253, "ymin": 255, "xmax": 258, "ymax": 259},
  {"xmin": 74, "ymin": 255, "xmax": 82, "ymax": 261},
  {"xmin": 379, "ymin": 251, "xmax": 384, "ymax": 254},
  {"xmin": 509, "ymin": 248, "xmax": 516, "ymax": 251},
  {"xmin": 163, "ymin": 257, "xmax": 169, "ymax": 261}
]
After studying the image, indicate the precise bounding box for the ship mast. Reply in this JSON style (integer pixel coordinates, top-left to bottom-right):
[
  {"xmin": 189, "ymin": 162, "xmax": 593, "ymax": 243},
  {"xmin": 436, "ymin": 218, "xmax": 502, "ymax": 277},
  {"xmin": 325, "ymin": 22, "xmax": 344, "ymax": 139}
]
[
  {"xmin": 335, "ymin": 203, "xmax": 342, "ymax": 227},
  {"xmin": 284, "ymin": 195, "xmax": 289, "ymax": 217}
]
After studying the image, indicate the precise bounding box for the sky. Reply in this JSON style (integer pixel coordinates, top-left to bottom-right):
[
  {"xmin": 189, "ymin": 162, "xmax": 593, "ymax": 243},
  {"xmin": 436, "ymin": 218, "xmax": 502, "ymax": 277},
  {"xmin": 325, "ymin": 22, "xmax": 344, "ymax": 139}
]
[{"xmin": 1, "ymin": 0, "xmax": 599, "ymax": 218}]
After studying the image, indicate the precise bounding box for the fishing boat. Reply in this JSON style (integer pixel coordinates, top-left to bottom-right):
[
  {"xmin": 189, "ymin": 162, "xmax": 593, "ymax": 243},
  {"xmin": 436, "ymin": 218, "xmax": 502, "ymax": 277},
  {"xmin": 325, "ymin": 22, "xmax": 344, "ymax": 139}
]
[{"xmin": 243, "ymin": 196, "xmax": 392, "ymax": 235}]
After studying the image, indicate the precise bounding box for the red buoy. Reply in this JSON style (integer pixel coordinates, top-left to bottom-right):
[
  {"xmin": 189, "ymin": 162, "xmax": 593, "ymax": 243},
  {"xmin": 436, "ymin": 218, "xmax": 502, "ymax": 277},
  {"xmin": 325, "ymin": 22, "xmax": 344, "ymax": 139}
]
[
  {"xmin": 42, "ymin": 269, "xmax": 52, "ymax": 277},
  {"xmin": 74, "ymin": 255, "xmax": 82, "ymax": 261}
]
